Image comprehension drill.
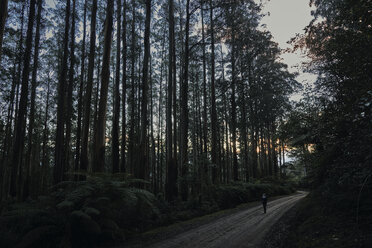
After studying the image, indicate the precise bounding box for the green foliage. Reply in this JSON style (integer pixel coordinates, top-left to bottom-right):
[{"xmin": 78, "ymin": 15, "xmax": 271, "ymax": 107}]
[
  {"xmin": 282, "ymin": 193, "xmax": 372, "ymax": 248},
  {"xmin": 202, "ymin": 181, "xmax": 295, "ymax": 210},
  {"xmin": 0, "ymin": 175, "xmax": 296, "ymax": 247},
  {"xmin": 0, "ymin": 176, "xmax": 160, "ymax": 247},
  {"xmin": 287, "ymin": 0, "xmax": 372, "ymax": 194},
  {"xmin": 153, "ymin": 180, "xmax": 295, "ymax": 228}
]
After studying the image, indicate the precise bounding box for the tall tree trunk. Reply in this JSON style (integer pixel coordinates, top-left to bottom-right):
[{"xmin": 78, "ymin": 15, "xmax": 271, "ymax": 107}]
[
  {"xmin": 112, "ymin": 0, "xmax": 121, "ymax": 173},
  {"xmin": 172, "ymin": 0, "xmax": 178, "ymax": 162},
  {"xmin": 223, "ymin": 91, "xmax": 230, "ymax": 183},
  {"xmin": 282, "ymin": 142, "xmax": 285, "ymax": 164},
  {"xmin": 136, "ymin": 46, "xmax": 141, "ymax": 136},
  {"xmin": 220, "ymin": 46, "xmax": 230, "ymax": 183},
  {"xmin": 65, "ymin": 0, "xmax": 76, "ymax": 177},
  {"xmin": 150, "ymin": 58, "xmax": 156, "ymax": 191},
  {"xmin": 192, "ymin": 74, "xmax": 198, "ymax": 189},
  {"xmin": 91, "ymin": 48, "xmax": 101, "ymax": 169},
  {"xmin": 259, "ymin": 127, "xmax": 265, "ymax": 176},
  {"xmin": 254, "ymin": 101, "xmax": 260, "ymax": 177},
  {"xmin": 41, "ymin": 73, "xmax": 51, "ymax": 191},
  {"xmin": 0, "ymin": 0, "xmax": 8, "ymax": 61},
  {"xmin": 278, "ymin": 138, "xmax": 282, "ymax": 172},
  {"xmin": 2, "ymin": 59, "xmax": 15, "ymax": 161},
  {"xmin": 239, "ymin": 60, "xmax": 249, "ymax": 181},
  {"xmin": 267, "ymin": 124, "xmax": 273, "ymax": 176},
  {"xmin": 13, "ymin": 2, "xmax": 26, "ymax": 140},
  {"xmin": 120, "ymin": 0, "xmax": 127, "ymax": 173},
  {"xmin": 180, "ymin": 0, "xmax": 190, "ymax": 201},
  {"xmin": 128, "ymin": 0, "xmax": 136, "ymax": 173},
  {"xmin": 94, "ymin": 0, "xmax": 113, "ymax": 172},
  {"xmin": 241, "ymin": 91, "xmax": 249, "ymax": 181},
  {"xmin": 138, "ymin": 0, "xmax": 151, "ymax": 181},
  {"xmin": 166, "ymin": 0, "xmax": 177, "ymax": 202},
  {"xmin": 2, "ymin": 3, "xmax": 25, "ymax": 198},
  {"xmin": 200, "ymin": 0, "xmax": 207, "ymax": 191},
  {"xmin": 210, "ymin": 0, "xmax": 218, "ymax": 184},
  {"xmin": 197, "ymin": 70, "xmax": 204, "ymax": 189},
  {"xmin": 197, "ymin": 77, "xmax": 203, "ymax": 158},
  {"xmin": 0, "ymin": 57, "xmax": 17, "ymax": 200},
  {"xmin": 80, "ymin": 0, "xmax": 98, "ymax": 175},
  {"xmin": 166, "ymin": 0, "xmax": 174, "ymax": 177},
  {"xmin": 231, "ymin": 42, "xmax": 238, "ymax": 182},
  {"xmin": 248, "ymin": 63, "xmax": 258, "ymax": 178},
  {"xmin": 172, "ymin": 58, "xmax": 177, "ymax": 162},
  {"xmin": 156, "ymin": 28, "xmax": 166, "ymax": 194},
  {"xmin": 10, "ymin": 0, "xmax": 36, "ymax": 197},
  {"xmin": 201, "ymin": 1, "xmax": 208, "ymax": 156},
  {"xmin": 24, "ymin": 0, "xmax": 43, "ymax": 199},
  {"xmin": 281, "ymin": 141, "xmax": 285, "ymax": 177},
  {"xmin": 272, "ymin": 121, "xmax": 278, "ymax": 177},
  {"xmin": 54, "ymin": 0, "xmax": 70, "ymax": 184},
  {"xmin": 75, "ymin": 0, "xmax": 88, "ymax": 175}
]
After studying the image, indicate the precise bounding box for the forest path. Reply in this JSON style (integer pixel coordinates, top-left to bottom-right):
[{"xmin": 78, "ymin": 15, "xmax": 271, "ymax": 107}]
[{"xmin": 145, "ymin": 191, "xmax": 307, "ymax": 248}]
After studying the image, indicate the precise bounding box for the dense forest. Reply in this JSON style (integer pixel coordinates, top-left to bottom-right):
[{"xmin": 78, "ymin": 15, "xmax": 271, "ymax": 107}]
[
  {"xmin": 277, "ymin": 0, "xmax": 372, "ymax": 247},
  {"xmin": 0, "ymin": 0, "xmax": 297, "ymax": 200},
  {"xmin": 0, "ymin": 0, "xmax": 371, "ymax": 247}
]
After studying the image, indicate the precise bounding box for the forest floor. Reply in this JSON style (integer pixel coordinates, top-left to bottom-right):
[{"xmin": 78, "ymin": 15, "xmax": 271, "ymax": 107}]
[
  {"xmin": 124, "ymin": 191, "xmax": 307, "ymax": 248},
  {"xmin": 266, "ymin": 192, "xmax": 372, "ymax": 248}
]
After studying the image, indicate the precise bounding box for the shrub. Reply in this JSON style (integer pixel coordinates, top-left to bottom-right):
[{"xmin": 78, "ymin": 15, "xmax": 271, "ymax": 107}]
[
  {"xmin": 205, "ymin": 181, "xmax": 296, "ymax": 210},
  {"xmin": 0, "ymin": 176, "xmax": 295, "ymax": 247}
]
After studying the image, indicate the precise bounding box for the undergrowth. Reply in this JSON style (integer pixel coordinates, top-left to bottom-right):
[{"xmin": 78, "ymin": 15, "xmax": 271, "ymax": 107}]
[
  {"xmin": 0, "ymin": 175, "xmax": 295, "ymax": 248},
  {"xmin": 282, "ymin": 188, "xmax": 372, "ymax": 248}
]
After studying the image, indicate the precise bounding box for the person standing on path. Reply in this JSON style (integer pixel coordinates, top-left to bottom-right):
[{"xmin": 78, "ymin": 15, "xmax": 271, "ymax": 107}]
[{"xmin": 262, "ymin": 193, "xmax": 268, "ymax": 213}]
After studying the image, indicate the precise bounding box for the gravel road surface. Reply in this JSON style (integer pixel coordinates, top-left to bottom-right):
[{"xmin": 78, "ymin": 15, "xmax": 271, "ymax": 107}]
[{"xmin": 147, "ymin": 192, "xmax": 307, "ymax": 248}]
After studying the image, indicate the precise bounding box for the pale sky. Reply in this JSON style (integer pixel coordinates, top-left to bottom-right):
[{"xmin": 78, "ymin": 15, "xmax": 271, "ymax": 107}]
[{"xmin": 259, "ymin": 0, "xmax": 317, "ymax": 99}]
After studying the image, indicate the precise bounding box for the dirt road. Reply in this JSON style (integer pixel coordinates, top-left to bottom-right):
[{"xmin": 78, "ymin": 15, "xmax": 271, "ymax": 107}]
[{"xmin": 147, "ymin": 192, "xmax": 307, "ymax": 248}]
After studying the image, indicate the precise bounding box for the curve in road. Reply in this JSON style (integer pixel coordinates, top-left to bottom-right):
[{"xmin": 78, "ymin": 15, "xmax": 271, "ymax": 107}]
[{"xmin": 149, "ymin": 191, "xmax": 307, "ymax": 248}]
